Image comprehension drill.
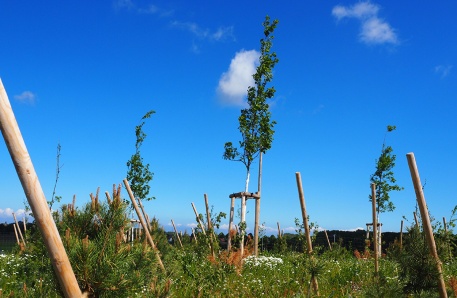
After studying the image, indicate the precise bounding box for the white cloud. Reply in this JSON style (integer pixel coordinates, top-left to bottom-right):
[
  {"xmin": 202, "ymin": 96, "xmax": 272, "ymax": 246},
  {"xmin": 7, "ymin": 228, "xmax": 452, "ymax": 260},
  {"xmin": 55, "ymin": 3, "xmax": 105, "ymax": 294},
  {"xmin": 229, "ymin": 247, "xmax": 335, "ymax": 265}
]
[
  {"xmin": 186, "ymin": 223, "xmax": 198, "ymax": 229},
  {"xmin": 332, "ymin": 2, "xmax": 379, "ymax": 20},
  {"xmin": 217, "ymin": 50, "xmax": 260, "ymax": 107},
  {"xmin": 332, "ymin": 1, "xmax": 398, "ymax": 45},
  {"xmin": 0, "ymin": 208, "xmax": 32, "ymax": 223},
  {"xmin": 14, "ymin": 91, "xmax": 36, "ymax": 104},
  {"xmin": 435, "ymin": 65, "xmax": 453, "ymax": 78},
  {"xmin": 360, "ymin": 17, "xmax": 397, "ymax": 44}
]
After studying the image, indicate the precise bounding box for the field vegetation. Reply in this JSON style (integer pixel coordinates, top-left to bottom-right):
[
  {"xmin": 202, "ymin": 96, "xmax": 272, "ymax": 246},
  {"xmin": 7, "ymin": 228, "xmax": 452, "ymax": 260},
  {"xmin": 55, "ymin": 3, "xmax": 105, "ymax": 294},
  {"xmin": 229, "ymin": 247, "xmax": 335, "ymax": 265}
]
[{"xmin": 1, "ymin": 193, "xmax": 457, "ymax": 297}]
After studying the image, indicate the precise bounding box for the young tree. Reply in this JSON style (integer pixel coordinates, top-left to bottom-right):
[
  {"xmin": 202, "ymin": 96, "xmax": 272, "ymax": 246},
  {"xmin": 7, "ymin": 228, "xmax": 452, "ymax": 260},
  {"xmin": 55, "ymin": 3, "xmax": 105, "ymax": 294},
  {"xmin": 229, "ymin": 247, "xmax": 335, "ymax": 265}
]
[
  {"xmin": 127, "ymin": 110, "xmax": 155, "ymax": 202},
  {"xmin": 223, "ymin": 16, "xmax": 279, "ymax": 193},
  {"xmin": 369, "ymin": 125, "xmax": 404, "ymax": 217}
]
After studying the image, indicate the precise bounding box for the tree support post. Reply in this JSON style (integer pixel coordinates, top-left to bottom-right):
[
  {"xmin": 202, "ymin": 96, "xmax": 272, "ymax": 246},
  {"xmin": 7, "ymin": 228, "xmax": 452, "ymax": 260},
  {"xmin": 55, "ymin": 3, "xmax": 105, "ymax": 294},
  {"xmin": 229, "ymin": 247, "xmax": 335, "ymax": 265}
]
[
  {"xmin": 227, "ymin": 196, "xmax": 235, "ymax": 251},
  {"xmin": 171, "ymin": 219, "xmax": 183, "ymax": 248},
  {"xmin": 295, "ymin": 172, "xmax": 319, "ymax": 296},
  {"xmin": 254, "ymin": 152, "xmax": 263, "ymax": 256},
  {"xmin": 0, "ymin": 79, "xmax": 83, "ymax": 298},
  {"xmin": 406, "ymin": 152, "xmax": 447, "ymax": 298},
  {"xmin": 123, "ymin": 179, "xmax": 165, "ymax": 272},
  {"xmin": 204, "ymin": 194, "xmax": 215, "ymax": 258},
  {"xmin": 371, "ymin": 183, "xmax": 379, "ymax": 276}
]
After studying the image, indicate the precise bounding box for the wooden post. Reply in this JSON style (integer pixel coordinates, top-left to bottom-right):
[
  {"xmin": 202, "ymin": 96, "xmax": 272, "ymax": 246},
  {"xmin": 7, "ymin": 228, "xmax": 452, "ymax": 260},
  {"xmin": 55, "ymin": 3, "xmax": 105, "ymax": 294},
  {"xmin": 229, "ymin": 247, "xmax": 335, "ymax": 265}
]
[
  {"xmin": 137, "ymin": 196, "xmax": 152, "ymax": 233},
  {"xmin": 406, "ymin": 153, "xmax": 447, "ymax": 298},
  {"xmin": 295, "ymin": 172, "xmax": 318, "ymax": 295},
  {"xmin": 443, "ymin": 217, "xmax": 452, "ymax": 261},
  {"xmin": 413, "ymin": 212, "xmax": 419, "ymax": 228},
  {"xmin": 371, "ymin": 183, "xmax": 379, "ymax": 276},
  {"xmin": 254, "ymin": 152, "xmax": 263, "ymax": 256},
  {"xmin": 227, "ymin": 196, "xmax": 235, "ymax": 251},
  {"xmin": 13, "ymin": 223, "xmax": 20, "ymax": 245},
  {"xmin": 204, "ymin": 194, "xmax": 215, "ymax": 258},
  {"xmin": 0, "ymin": 79, "xmax": 82, "ymax": 298},
  {"xmin": 13, "ymin": 212, "xmax": 26, "ymax": 247},
  {"xmin": 240, "ymin": 195, "xmax": 246, "ymax": 256},
  {"xmin": 123, "ymin": 179, "xmax": 165, "ymax": 272},
  {"xmin": 171, "ymin": 219, "xmax": 183, "ymax": 248},
  {"xmin": 191, "ymin": 202, "xmax": 207, "ymax": 235},
  {"xmin": 324, "ymin": 230, "xmax": 332, "ymax": 250},
  {"xmin": 400, "ymin": 220, "xmax": 404, "ymax": 251},
  {"xmin": 191, "ymin": 228, "xmax": 198, "ymax": 243},
  {"xmin": 295, "ymin": 172, "xmax": 313, "ymax": 254}
]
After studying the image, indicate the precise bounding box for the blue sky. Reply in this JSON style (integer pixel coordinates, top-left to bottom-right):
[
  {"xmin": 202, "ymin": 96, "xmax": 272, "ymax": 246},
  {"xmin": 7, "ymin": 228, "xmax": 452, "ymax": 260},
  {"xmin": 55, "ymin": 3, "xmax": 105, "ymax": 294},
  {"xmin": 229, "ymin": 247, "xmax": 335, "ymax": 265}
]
[{"xmin": 1, "ymin": 1, "xmax": 456, "ymax": 235}]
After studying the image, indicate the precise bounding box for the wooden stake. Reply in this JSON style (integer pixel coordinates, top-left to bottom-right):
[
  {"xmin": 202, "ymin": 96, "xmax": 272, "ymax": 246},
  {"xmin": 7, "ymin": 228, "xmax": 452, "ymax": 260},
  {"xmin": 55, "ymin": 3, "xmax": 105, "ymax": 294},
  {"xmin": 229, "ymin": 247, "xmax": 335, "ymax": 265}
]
[
  {"xmin": 123, "ymin": 179, "xmax": 165, "ymax": 272},
  {"xmin": 254, "ymin": 152, "xmax": 262, "ymax": 256},
  {"xmin": 400, "ymin": 220, "xmax": 404, "ymax": 251},
  {"xmin": 371, "ymin": 183, "xmax": 379, "ymax": 276},
  {"xmin": 171, "ymin": 219, "xmax": 183, "ymax": 248},
  {"xmin": 204, "ymin": 194, "xmax": 215, "ymax": 258},
  {"xmin": 295, "ymin": 172, "xmax": 313, "ymax": 254},
  {"xmin": 13, "ymin": 212, "xmax": 26, "ymax": 247},
  {"xmin": 0, "ymin": 79, "xmax": 82, "ymax": 298},
  {"xmin": 240, "ymin": 195, "xmax": 246, "ymax": 256},
  {"xmin": 227, "ymin": 196, "xmax": 235, "ymax": 251},
  {"xmin": 324, "ymin": 230, "xmax": 332, "ymax": 251},
  {"xmin": 13, "ymin": 222, "xmax": 20, "ymax": 245},
  {"xmin": 23, "ymin": 216, "xmax": 26, "ymax": 235},
  {"xmin": 191, "ymin": 202, "xmax": 207, "ymax": 235},
  {"xmin": 191, "ymin": 228, "xmax": 198, "ymax": 243},
  {"xmin": 413, "ymin": 212, "xmax": 419, "ymax": 228},
  {"xmin": 406, "ymin": 153, "xmax": 447, "ymax": 298},
  {"xmin": 137, "ymin": 196, "xmax": 152, "ymax": 233},
  {"xmin": 295, "ymin": 172, "xmax": 318, "ymax": 296}
]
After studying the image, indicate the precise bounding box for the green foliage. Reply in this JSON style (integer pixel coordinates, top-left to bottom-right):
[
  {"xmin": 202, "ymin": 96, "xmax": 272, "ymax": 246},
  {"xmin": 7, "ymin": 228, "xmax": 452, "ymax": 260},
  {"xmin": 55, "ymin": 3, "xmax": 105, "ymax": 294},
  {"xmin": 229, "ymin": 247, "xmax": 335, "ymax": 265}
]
[
  {"xmin": 396, "ymin": 226, "xmax": 441, "ymax": 294},
  {"xmin": 369, "ymin": 125, "xmax": 404, "ymax": 214},
  {"xmin": 127, "ymin": 110, "xmax": 155, "ymax": 202},
  {"xmin": 223, "ymin": 16, "xmax": 279, "ymax": 175}
]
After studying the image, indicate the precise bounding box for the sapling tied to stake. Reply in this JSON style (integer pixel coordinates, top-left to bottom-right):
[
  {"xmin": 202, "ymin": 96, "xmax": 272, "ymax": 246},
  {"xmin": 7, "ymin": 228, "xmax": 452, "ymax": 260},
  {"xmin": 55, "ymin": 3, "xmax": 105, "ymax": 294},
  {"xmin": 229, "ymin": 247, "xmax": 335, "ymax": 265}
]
[{"xmin": 223, "ymin": 15, "xmax": 279, "ymax": 246}]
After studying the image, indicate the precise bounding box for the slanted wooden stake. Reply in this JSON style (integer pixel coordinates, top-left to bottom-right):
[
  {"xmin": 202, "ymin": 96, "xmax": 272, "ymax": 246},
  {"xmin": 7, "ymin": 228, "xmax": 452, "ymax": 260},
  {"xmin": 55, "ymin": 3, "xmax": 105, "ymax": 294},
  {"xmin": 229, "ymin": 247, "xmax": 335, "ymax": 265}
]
[
  {"xmin": 204, "ymin": 194, "xmax": 215, "ymax": 258},
  {"xmin": 13, "ymin": 223, "xmax": 20, "ymax": 245},
  {"xmin": 191, "ymin": 202, "xmax": 207, "ymax": 235},
  {"xmin": 324, "ymin": 230, "xmax": 332, "ymax": 251},
  {"xmin": 0, "ymin": 79, "xmax": 82, "ymax": 298},
  {"xmin": 413, "ymin": 212, "xmax": 419, "ymax": 228},
  {"xmin": 295, "ymin": 172, "xmax": 319, "ymax": 296},
  {"xmin": 171, "ymin": 219, "xmax": 183, "ymax": 248},
  {"xmin": 406, "ymin": 152, "xmax": 447, "ymax": 298},
  {"xmin": 371, "ymin": 183, "xmax": 379, "ymax": 276},
  {"xmin": 13, "ymin": 212, "xmax": 26, "ymax": 247},
  {"xmin": 123, "ymin": 179, "xmax": 165, "ymax": 272}
]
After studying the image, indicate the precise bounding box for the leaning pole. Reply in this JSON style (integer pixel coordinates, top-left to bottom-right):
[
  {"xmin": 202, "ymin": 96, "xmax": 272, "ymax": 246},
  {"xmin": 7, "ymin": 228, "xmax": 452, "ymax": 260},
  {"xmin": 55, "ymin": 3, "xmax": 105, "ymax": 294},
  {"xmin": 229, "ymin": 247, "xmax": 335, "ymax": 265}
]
[
  {"xmin": 0, "ymin": 79, "xmax": 83, "ymax": 297},
  {"xmin": 406, "ymin": 152, "xmax": 447, "ymax": 298}
]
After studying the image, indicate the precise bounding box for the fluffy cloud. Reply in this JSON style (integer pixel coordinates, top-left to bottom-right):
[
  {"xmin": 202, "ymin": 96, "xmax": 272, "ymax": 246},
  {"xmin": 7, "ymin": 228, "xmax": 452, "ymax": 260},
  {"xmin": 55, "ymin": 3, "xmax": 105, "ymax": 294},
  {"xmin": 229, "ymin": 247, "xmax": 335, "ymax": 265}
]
[
  {"xmin": 14, "ymin": 91, "xmax": 36, "ymax": 104},
  {"xmin": 217, "ymin": 50, "xmax": 260, "ymax": 107},
  {"xmin": 332, "ymin": 1, "xmax": 398, "ymax": 45},
  {"xmin": 0, "ymin": 208, "xmax": 32, "ymax": 223}
]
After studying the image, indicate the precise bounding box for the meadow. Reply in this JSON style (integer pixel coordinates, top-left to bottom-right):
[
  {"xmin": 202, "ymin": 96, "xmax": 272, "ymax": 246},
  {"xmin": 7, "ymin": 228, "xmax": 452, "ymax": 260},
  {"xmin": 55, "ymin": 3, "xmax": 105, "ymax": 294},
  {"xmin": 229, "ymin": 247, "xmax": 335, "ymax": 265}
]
[{"xmin": 1, "ymin": 189, "xmax": 457, "ymax": 298}]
